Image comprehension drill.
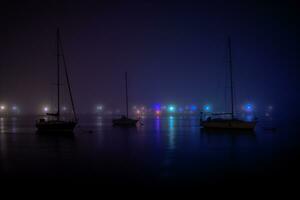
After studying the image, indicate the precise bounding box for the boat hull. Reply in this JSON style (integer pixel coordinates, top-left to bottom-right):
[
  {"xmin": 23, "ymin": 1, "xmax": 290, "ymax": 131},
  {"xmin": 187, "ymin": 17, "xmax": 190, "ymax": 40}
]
[
  {"xmin": 112, "ymin": 118, "xmax": 138, "ymax": 127},
  {"xmin": 201, "ymin": 120, "xmax": 256, "ymax": 130},
  {"xmin": 36, "ymin": 121, "xmax": 77, "ymax": 133}
]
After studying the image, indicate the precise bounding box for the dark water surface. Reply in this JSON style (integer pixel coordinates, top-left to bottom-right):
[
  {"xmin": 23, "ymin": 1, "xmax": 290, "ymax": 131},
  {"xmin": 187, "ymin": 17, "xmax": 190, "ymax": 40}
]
[{"xmin": 0, "ymin": 115, "xmax": 299, "ymax": 187}]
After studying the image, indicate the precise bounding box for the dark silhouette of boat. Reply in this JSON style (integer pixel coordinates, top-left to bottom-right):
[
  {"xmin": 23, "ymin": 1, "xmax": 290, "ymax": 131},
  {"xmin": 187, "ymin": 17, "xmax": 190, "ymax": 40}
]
[
  {"xmin": 36, "ymin": 29, "xmax": 78, "ymax": 133},
  {"xmin": 112, "ymin": 72, "xmax": 139, "ymax": 127},
  {"xmin": 200, "ymin": 37, "xmax": 257, "ymax": 130}
]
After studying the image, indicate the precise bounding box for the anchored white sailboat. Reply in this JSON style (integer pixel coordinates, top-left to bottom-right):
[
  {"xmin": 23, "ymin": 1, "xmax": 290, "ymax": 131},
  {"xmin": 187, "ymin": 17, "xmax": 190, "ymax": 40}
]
[
  {"xmin": 200, "ymin": 37, "xmax": 257, "ymax": 130},
  {"xmin": 36, "ymin": 29, "xmax": 78, "ymax": 133}
]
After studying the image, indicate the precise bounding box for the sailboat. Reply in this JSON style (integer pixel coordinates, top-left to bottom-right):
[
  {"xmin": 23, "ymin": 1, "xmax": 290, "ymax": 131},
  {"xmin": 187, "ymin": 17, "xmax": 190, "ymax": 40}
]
[
  {"xmin": 36, "ymin": 29, "xmax": 78, "ymax": 133},
  {"xmin": 112, "ymin": 72, "xmax": 139, "ymax": 127},
  {"xmin": 200, "ymin": 37, "xmax": 257, "ymax": 130}
]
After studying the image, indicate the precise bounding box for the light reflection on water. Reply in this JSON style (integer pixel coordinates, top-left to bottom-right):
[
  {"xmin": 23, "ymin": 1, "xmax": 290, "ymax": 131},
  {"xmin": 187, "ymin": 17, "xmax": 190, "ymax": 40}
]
[
  {"xmin": 0, "ymin": 115, "xmax": 299, "ymax": 185},
  {"xmin": 0, "ymin": 117, "xmax": 4, "ymax": 133},
  {"xmin": 167, "ymin": 116, "xmax": 175, "ymax": 151}
]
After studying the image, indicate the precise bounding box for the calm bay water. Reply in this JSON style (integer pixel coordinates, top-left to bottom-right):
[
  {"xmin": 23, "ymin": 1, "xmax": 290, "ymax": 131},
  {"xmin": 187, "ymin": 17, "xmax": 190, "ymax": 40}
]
[{"xmin": 0, "ymin": 115, "xmax": 299, "ymax": 187}]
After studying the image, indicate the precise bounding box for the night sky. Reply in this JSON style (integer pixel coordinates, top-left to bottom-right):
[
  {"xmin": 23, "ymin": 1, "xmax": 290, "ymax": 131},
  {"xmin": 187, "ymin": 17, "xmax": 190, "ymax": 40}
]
[{"xmin": 0, "ymin": 0, "xmax": 299, "ymax": 116}]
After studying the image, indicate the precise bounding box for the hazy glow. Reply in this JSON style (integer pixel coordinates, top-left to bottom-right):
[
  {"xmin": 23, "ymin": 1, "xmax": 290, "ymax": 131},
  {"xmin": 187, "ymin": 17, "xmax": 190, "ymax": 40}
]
[
  {"xmin": 96, "ymin": 105, "xmax": 103, "ymax": 111},
  {"xmin": 43, "ymin": 106, "xmax": 49, "ymax": 112},
  {"xmin": 245, "ymin": 114, "xmax": 254, "ymax": 122},
  {"xmin": 0, "ymin": 105, "xmax": 6, "ymax": 110},
  {"xmin": 153, "ymin": 104, "xmax": 161, "ymax": 110},
  {"xmin": 190, "ymin": 105, "xmax": 197, "ymax": 111},
  {"xmin": 243, "ymin": 103, "xmax": 254, "ymax": 112},
  {"xmin": 203, "ymin": 104, "xmax": 211, "ymax": 112},
  {"xmin": 168, "ymin": 105, "xmax": 176, "ymax": 112}
]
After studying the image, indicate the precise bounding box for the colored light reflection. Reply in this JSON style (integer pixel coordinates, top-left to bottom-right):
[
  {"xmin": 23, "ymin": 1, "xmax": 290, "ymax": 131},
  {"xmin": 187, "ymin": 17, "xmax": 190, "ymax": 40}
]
[
  {"xmin": 155, "ymin": 116, "xmax": 160, "ymax": 132},
  {"xmin": 155, "ymin": 110, "xmax": 161, "ymax": 115},
  {"xmin": 245, "ymin": 114, "xmax": 254, "ymax": 122},
  {"xmin": 168, "ymin": 116, "xmax": 175, "ymax": 151}
]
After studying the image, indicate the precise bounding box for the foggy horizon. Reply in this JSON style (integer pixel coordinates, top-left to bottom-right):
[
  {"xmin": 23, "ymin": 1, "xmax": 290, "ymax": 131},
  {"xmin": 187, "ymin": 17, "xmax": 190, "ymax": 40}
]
[{"xmin": 0, "ymin": 0, "xmax": 299, "ymax": 116}]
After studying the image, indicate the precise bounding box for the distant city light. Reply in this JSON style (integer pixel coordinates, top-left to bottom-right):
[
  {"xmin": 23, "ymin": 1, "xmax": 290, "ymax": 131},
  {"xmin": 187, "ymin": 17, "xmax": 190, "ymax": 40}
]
[
  {"xmin": 190, "ymin": 105, "xmax": 197, "ymax": 111},
  {"xmin": 203, "ymin": 104, "xmax": 211, "ymax": 112},
  {"xmin": 12, "ymin": 106, "xmax": 19, "ymax": 112},
  {"xmin": 268, "ymin": 105, "xmax": 273, "ymax": 110},
  {"xmin": 62, "ymin": 106, "xmax": 67, "ymax": 111},
  {"xmin": 43, "ymin": 106, "xmax": 49, "ymax": 112},
  {"xmin": 0, "ymin": 105, "xmax": 6, "ymax": 111},
  {"xmin": 168, "ymin": 105, "xmax": 176, "ymax": 112},
  {"xmin": 243, "ymin": 103, "xmax": 254, "ymax": 112},
  {"xmin": 136, "ymin": 110, "xmax": 141, "ymax": 115},
  {"xmin": 153, "ymin": 104, "xmax": 162, "ymax": 115},
  {"xmin": 96, "ymin": 105, "xmax": 103, "ymax": 111},
  {"xmin": 153, "ymin": 104, "xmax": 161, "ymax": 110}
]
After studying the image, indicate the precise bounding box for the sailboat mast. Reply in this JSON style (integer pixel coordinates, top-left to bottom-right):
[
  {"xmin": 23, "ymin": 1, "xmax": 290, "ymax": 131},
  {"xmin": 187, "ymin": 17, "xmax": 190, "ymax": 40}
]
[
  {"xmin": 228, "ymin": 37, "xmax": 234, "ymax": 119},
  {"xmin": 57, "ymin": 29, "xmax": 60, "ymax": 121},
  {"xmin": 125, "ymin": 72, "xmax": 129, "ymax": 118},
  {"xmin": 57, "ymin": 29, "xmax": 78, "ymax": 122}
]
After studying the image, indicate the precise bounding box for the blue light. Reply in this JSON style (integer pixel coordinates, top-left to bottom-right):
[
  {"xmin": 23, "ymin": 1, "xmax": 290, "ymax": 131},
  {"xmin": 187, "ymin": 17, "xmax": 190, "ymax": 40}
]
[
  {"xmin": 203, "ymin": 104, "xmax": 211, "ymax": 112},
  {"xmin": 190, "ymin": 105, "xmax": 197, "ymax": 111},
  {"xmin": 245, "ymin": 114, "xmax": 254, "ymax": 122},
  {"xmin": 243, "ymin": 103, "xmax": 253, "ymax": 112}
]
